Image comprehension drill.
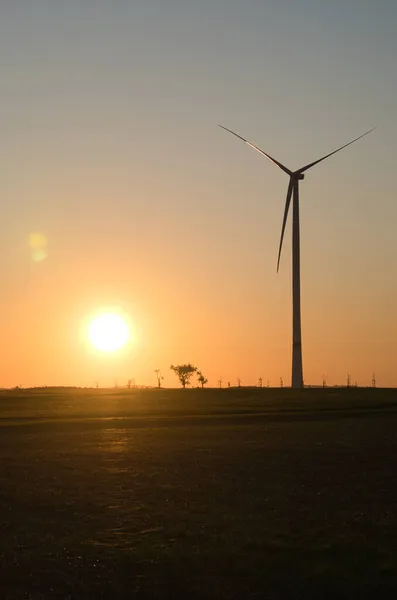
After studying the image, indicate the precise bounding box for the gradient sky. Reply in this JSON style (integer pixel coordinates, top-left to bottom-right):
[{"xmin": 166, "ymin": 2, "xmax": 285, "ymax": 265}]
[{"xmin": 1, "ymin": 0, "xmax": 396, "ymax": 388}]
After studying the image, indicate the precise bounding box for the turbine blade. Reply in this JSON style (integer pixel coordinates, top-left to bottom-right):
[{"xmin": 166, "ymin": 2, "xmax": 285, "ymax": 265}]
[
  {"xmin": 219, "ymin": 125, "xmax": 293, "ymax": 176},
  {"xmin": 277, "ymin": 179, "xmax": 294, "ymax": 272},
  {"xmin": 296, "ymin": 127, "xmax": 377, "ymax": 174}
]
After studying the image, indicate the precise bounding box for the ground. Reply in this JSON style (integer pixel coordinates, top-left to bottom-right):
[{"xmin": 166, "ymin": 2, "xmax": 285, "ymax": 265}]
[{"xmin": 1, "ymin": 387, "xmax": 397, "ymax": 599}]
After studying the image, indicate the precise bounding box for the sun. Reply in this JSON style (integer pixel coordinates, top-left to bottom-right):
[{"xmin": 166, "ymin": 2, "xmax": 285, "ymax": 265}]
[{"xmin": 88, "ymin": 313, "xmax": 130, "ymax": 352}]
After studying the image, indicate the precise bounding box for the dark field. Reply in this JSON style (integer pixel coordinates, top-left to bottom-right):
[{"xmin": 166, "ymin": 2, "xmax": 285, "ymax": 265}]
[{"xmin": 1, "ymin": 387, "xmax": 397, "ymax": 599}]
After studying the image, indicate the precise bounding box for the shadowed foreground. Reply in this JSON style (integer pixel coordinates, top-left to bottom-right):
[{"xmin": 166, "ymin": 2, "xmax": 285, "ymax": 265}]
[{"xmin": 1, "ymin": 387, "xmax": 397, "ymax": 599}]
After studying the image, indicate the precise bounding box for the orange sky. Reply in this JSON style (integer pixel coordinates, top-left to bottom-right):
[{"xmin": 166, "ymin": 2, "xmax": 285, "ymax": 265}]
[{"xmin": 1, "ymin": 1, "xmax": 396, "ymax": 388}]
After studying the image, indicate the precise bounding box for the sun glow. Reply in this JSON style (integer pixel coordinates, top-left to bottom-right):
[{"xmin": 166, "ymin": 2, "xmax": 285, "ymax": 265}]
[{"xmin": 88, "ymin": 313, "xmax": 130, "ymax": 352}]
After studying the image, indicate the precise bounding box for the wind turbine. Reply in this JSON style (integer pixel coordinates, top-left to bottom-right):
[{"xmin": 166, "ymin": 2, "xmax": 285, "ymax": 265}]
[{"xmin": 220, "ymin": 124, "xmax": 375, "ymax": 388}]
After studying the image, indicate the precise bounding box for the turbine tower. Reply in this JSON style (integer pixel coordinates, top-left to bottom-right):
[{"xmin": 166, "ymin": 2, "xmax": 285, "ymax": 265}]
[{"xmin": 220, "ymin": 124, "xmax": 375, "ymax": 388}]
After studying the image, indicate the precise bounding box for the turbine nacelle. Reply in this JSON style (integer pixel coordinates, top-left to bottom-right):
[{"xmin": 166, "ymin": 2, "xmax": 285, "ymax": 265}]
[{"xmin": 294, "ymin": 173, "xmax": 305, "ymax": 180}]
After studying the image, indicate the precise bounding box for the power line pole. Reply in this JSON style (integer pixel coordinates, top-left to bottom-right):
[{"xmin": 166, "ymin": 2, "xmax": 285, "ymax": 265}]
[{"xmin": 322, "ymin": 373, "xmax": 327, "ymax": 388}]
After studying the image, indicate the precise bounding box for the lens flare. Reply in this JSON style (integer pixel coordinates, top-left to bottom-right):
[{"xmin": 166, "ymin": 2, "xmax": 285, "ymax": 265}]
[{"xmin": 28, "ymin": 232, "xmax": 48, "ymax": 262}]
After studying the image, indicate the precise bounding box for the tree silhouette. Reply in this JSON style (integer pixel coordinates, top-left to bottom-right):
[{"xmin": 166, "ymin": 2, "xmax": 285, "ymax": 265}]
[
  {"xmin": 154, "ymin": 369, "xmax": 164, "ymax": 388},
  {"xmin": 197, "ymin": 371, "xmax": 208, "ymax": 388},
  {"xmin": 170, "ymin": 364, "xmax": 197, "ymax": 388}
]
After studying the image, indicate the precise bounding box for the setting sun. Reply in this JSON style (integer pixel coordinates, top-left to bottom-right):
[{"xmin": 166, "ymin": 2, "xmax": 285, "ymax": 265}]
[{"xmin": 88, "ymin": 313, "xmax": 130, "ymax": 352}]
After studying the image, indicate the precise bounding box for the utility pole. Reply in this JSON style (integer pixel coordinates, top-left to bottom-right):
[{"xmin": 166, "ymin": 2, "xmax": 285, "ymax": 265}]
[
  {"xmin": 372, "ymin": 372, "xmax": 376, "ymax": 388},
  {"xmin": 347, "ymin": 373, "xmax": 351, "ymax": 388},
  {"xmin": 280, "ymin": 377, "xmax": 283, "ymax": 388}
]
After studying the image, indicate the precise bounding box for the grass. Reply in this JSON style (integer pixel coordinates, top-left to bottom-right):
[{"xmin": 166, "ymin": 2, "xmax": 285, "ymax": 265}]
[{"xmin": 1, "ymin": 387, "xmax": 397, "ymax": 598}]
